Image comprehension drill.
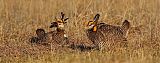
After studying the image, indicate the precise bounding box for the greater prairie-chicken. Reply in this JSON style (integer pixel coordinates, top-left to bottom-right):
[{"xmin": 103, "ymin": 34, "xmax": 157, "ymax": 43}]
[
  {"xmin": 49, "ymin": 12, "xmax": 69, "ymax": 46},
  {"xmin": 85, "ymin": 14, "xmax": 130, "ymax": 50},
  {"xmin": 30, "ymin": 28, "xmax": 52, "ymax": 45}
]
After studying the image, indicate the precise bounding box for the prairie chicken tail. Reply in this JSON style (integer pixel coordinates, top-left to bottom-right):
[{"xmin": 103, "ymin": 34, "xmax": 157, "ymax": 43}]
[{"xmin": 122, "ymin": 20, "xmax": 130, "ymax": 30}]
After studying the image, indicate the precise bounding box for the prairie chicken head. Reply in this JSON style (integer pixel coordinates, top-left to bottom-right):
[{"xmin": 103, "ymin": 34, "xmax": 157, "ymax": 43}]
[
  {"xmin": 85, "ymin": 14, "xmax": 100, "ymax": 32},
  {"xmin": 50, "ymin": 12, "xmax": 69, "ymax": 30},
  {"xmin": 36, "ymin": 29, "xmax": 45, "ymax": 39},
  {"xmin": 30, "ymin": 28, "xmax": 46, "ymax": 43},
  {"xmin": 122, "ymin": 20, "xmax": 130, "ymax": 31}
]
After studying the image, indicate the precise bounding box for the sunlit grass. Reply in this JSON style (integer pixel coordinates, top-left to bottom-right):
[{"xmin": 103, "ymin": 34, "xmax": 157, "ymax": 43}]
[{"xmin": 0, "ymin": 0, "xmax": 159, "ymax": 63}]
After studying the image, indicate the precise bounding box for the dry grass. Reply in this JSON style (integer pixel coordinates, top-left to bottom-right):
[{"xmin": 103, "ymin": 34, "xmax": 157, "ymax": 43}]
[{"xmin": 0, "ymin": 0, "xmax": 160, "ymax": 63}]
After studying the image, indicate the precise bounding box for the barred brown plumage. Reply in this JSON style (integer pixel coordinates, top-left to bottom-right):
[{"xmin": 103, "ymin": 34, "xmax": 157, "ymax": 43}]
[
  {"xmin": 30, "ymin": 12, "xmax": 69, "ymax": 47},
  {"xmin": 49, "ymin": 12, "xmax": 69, "ymax": 46},
  {"xmin": 30, "ymin": 29, "xmax": 52, "ymax": 45},
  {"xmin": 85, "ymin": 14, "xmax": 130, "ymax": 50}
]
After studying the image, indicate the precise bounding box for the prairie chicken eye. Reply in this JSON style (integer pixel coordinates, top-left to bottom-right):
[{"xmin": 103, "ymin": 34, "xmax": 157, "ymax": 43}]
[
  {"xmin": 57, "ymin": 23, "xmax": 64, "ymax": 28},
  {"xmin": 88, "ymin": 21, "xmax": 94, "ymax": 26},
  {"xmin": 58, "ymin": 23, "xmax": 63, "ymax": 25}
]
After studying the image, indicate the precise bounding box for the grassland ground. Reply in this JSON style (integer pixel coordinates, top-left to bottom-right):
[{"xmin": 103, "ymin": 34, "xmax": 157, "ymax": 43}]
[{"xmin": 0, "ymin": 0, "xmax": 160, "ymax": 63}]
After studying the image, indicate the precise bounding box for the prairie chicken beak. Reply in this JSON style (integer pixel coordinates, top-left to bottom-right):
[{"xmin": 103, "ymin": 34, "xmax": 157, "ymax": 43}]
[{"xmin": 89, "ymin": 25, "xmax": 94, "ymax": 29}]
